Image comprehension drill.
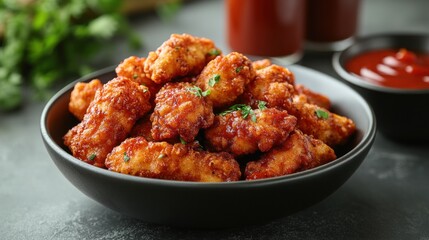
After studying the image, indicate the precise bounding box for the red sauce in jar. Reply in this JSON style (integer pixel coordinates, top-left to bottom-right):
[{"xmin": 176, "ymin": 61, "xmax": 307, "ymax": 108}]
[
  {"xmin": 226, "ymin": 0, "xmax": 306, "ymax": 56},
  {"xmin": 345, "ymin": 49, "xmax": 429, "ymax": 89},
  {"xmin": 306, "ymin": 0, "xmax": 360, "ymax": 42}
]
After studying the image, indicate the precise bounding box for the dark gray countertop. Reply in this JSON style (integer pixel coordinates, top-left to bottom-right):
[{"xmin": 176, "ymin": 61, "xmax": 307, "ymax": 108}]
[{"xmin": 1, "ymin": 0, "xmax": 429, "ymax": 239}]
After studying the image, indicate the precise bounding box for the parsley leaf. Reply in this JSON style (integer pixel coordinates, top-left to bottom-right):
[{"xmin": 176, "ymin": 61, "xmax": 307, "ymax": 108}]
[
  {"xmin": 88, "ymin": 153, "xmax": 96, "ymax": 161},
  {"xmin": 208, "ymin": 48, "xmax": 221, "ymax": 56},
  {"xmin": 123, "ymin": 152, "xmax": 130, "ymax": 162},
  {"xmin": 208, "ymin": 74, "xmax": 221, "ymax": 87},
  {"xmin": 187, "ymin": 86, "xmax": 210, "ymax": 97},
  {"xmin": 235, "ymin": 66, "xmax": 244, "ymax": 73},
  {"xmin": 315, "ymin": 109, "xmax": 329, "ymax": 119},
  {"xmin": 258, "ymin": 100, "xmax": 267, "ymax": 110},
  {"xmin": 220, "ymin": 104, "xmax": 257, "ymax": 122}
]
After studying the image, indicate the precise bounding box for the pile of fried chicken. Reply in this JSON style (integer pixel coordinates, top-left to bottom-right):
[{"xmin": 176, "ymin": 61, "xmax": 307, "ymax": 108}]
[{"xmin": 64, "ymin": 34, "xmax": 356, "ymax": 182}]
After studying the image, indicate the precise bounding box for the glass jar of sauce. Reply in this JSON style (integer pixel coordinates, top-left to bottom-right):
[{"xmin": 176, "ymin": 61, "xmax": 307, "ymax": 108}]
[
  {"xmin": 306, "ymin": 0, "xmax": 360, "ymax": 51},
  {"xmin": 226, "ymin": 0, "xmax": 306, "ymax": 63},
  {"xmin": 346, "ymin": 48, "xmax": 429, "ymax": 89}
]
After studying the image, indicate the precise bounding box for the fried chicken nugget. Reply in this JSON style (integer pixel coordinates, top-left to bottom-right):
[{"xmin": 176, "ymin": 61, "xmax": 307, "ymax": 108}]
[
  {"xmin": 116, "ymin": 56, "xmax": 162, "ymax": 104},
  {"xmin": 245, "ymin": 130, "xmax": 336, "ymax": 180},
  {"xmin": 247, "ymin": 61, "xmax": 331, "ymax": 109},
  {"xmin": 240, "ymin": 64, "xmax": 296, "ymax": 109},
  {"xmin": 144, "ymin": 33, "xmax": 221, "ymax": 84},
  {"xmin": 252, "ymin": 59, "xmax": 272, "ymax": 70},
  {"xmin": 242, "ymin": 65, "xmax": 355, "ymax": 147},
  {"xmin": 64, "ymin": 77, "xmax": 151, "ymax": 168},
  {"xmin": 289, "ymin": 95, "xmax": 356, "ymax": 147},
  {"xmin": 105, "ymin": 137, "xmax": 241, "ymax": 182},
  {"xmin": 151, "ymin": 82, "xmax": 214, "ymax": 143},
  {"xmin": 204, "ymin": 108, "xmax": 297, "ymax": 156},
  {"xmin": 195, "ymin": 52, "xmax": 255, "ymax": 108},
  {"xmin": 295, "ymin": 84, "xmax": 331, "ymax": 109},
  {"xmin": 68, "ymin": 79, "xmax": 103, "ymax": 121}
]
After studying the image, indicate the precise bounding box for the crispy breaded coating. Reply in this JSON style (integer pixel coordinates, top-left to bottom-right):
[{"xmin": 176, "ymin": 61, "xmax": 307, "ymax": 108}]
[
  {"xmin": 252, "ymin": 59, "xmax": 272, "ymax": 70},
  {"xmin": 195, "ymin": 52, "xmax": 255, "ymax": 108},
  {"xmin": 245, "ymin": 130, "xmax": 336, "ymax": 180},
  {"xmin": 240, "ymin": 64, "xmax": 296, "ymax": 109},
  {"xmin": 129, "ymin": 114, "xmax": 154, "ymax": 141},
  {"xmin": 288, "ymin": 95, "xmax": 356, "ymax": 147},
  {"xmin": 144, "ymin": 33, "xmax": 221, "ymax": 84},
  {"xmin": 256, "ymin": 64, "xmax": 295, "ymax": 85},
  {"xmin": 151, "ymin": 82, "xmax": 214, "ymax": 143},
  {"xmin": 241, "ymin": 64, "xmax": 355, "ymax": 147},
  {"xmin": 116, "ymin": 56, "xmax": 162, "ymax": 103},
  {"xmin": 204, "ymin": 108, "xmax": 297, "ymax": 156},
  {"xmin": 64, "ymin": 77, "xmax": 152, "ymax": 168},
  {"xmin": 68, "ymin": 79, "xmax": 103, "ymax": 121},
  {"xmin": 295, "ymin": 84, "xmax": 331, "ymax": 109},
  {"xmin": 105, "ymin": 137, "xmax": 241, "ymax": 182}
]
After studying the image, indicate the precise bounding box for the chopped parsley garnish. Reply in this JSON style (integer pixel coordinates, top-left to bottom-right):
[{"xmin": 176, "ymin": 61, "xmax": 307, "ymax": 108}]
[
  {"xmin": 235, "ymin": 66, "xmax": 243, "ymax": 73},
  {"xmin": 123, "ymin": 152, "xmax": 130, "ymax": 162},
  {"xmin": 220, "ymin": 104, "xmax": 257, "ymax": 122},
  {"xmin": 209, "ymin": 48, "xmax": 221, "ymax": 56},
  {"xmin": 315, "ymin": 109, "xmax": 329, "ymax": 119},
  {"xmin": 208, "ymin": 74, "xmax": 221, "ymax": 87},
  {"xmin": 258, "ymin": 100, "xmax": 267, "ymax": 110},
  {"xmin": 250, "ymin": 114, "xmax": 257, "ymax": 122},
  {"xmin": 158, "ymin": 153, "xmax": 166, "ymax": 159},
  {"xmin": 179, "ymin": 137, "xmax": 187, "ymax": 145},
  {"xmin": 88, "ymin": 153, "xmax": 96, "ymax": 161},
  {"xmin": 187, "ymin": 86, "xmax": 211, "ymax": 97},
  {"xmin": 133, "ymin": 73, "xmax": 139, "ymax": 79}
]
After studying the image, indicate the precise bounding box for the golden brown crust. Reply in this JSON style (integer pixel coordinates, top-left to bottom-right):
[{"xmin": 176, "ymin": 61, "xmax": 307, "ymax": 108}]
[
  {"xmin": 241, "ymin": 64, "xmax": 355, "ymax": 147},
  {"xmin": 129, "ymin": 114, "xmax": 154, "ymax": 141},
  {"xmin": 144, "ymin": 33, "xmax": 221, "ymax": 84},
  {"xmin": 240, "ymin": 64, "xmax": 296, "ymax": 109},
  {"xmin": 68, "ymin": 79, "xmax": 103, "ymax": 121},
  {"xmin": 64, "ymin": 34, "xmax": 358, "ymax": 181},
  {"xmin": 295, "ymin": 84, "xmax": 331, "ymax": 109},
  {"xmin": 195, "ymin": 52, "xmax": 255, "ymax": 108},
  {"xmin": 116, "ymin": 56, "xmax": 162, "ymax": 104},
  {"xmin": 288, "ymin": 95, "xmax": 356, "ymax": 147},
  {"xmin": 204, "ymin": 108, "xmax": 297, "ymax": 156},
  {"xmin": 64, "ymin": 77, "xmax": 152, "ymax": 168},
  {"xmin": 252, "ymin": 59, "xmax": 272, "ymax": 70},
  {"xmin": 151, "ymin": 82, "xmax": 214, "ymax": 143},
  {"xmin": 245, "ymin": 130, "xmax": 336, "ymax": 180},
  {"xmin": 105, "ymin": 137, "xmax": 241, "ymax": 182}
]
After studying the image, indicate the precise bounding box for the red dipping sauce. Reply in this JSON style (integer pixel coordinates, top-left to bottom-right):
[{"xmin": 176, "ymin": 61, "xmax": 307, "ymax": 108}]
[{"xmin": 346, "ymin": 49, "xmax": 429, "ymax": 89}]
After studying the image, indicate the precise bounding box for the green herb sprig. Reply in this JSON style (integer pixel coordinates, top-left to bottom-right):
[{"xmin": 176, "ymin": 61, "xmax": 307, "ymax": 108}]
[
  {"xmin": 208, "ymin": 74, "xmax": 220, "ymax": 87},
  {"xmin": 315, "ymin": 109, "xmax": 329, "ymax": 119},
  {"xmin": 123, "ymin": 151, "xmax": 130, "ymax": 162},
  {"xmin": 0, "ymin": 0, "xmax": 142, "ymax": 111},
  {"xmin": 187, "ymin": 86, "xmax": 210, "ymax": 97},
  {"xmin": 220, "ymin": 104, "xmax": 256, "ymax": 122}
]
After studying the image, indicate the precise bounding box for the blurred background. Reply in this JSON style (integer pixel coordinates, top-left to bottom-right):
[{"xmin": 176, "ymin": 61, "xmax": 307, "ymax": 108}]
[
  {"xmin": 0, "ymin": 0, "xmax": 182, "ymax": 111},
  {"xmin": 1, "ymin": 0, "xmax": 428, "ymax": 112}
]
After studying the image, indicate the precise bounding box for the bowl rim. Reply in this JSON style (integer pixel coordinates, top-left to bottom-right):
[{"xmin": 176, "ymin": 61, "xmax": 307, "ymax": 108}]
[
  {"xmin": 40, "ymin": 65, "xmax": 376, "ymax": 189},
  {"xmin": 332, "ymin": 32, "xmax": 429, "ymax": 94}
]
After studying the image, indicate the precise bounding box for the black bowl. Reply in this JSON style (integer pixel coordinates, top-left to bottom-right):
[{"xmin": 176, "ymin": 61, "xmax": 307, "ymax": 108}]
[
  {"xmin": 40, "ymin": 65, "xmax": 376, "ymax": 228},
  {"xmin": 333, "ymin": 33, "xmax": 429, "ymax": 142}
]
